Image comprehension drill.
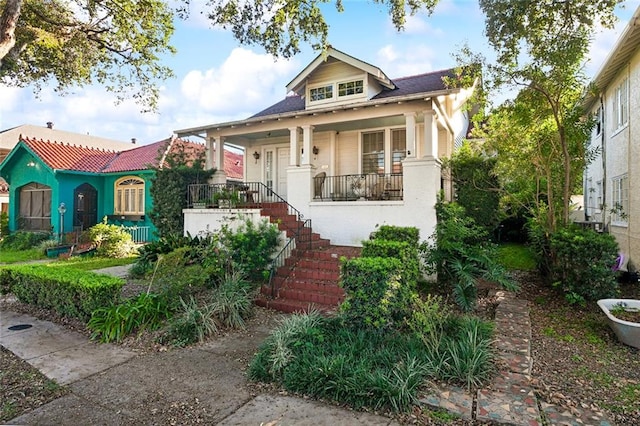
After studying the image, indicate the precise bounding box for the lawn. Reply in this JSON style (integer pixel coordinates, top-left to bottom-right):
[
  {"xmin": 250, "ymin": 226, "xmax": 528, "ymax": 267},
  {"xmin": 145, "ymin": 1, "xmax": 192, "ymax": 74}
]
[
  {"xmin": 0, "ymin": 249, "xmax": 47, "ymax": 264},
  {"xmin": 497, "ymin": 242, "xmax": 536, "ymax": 271}
]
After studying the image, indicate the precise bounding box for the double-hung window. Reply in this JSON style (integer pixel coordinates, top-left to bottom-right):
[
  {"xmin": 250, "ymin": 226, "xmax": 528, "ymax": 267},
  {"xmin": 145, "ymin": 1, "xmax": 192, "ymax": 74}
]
[
  {"xmin": 612, "ymin": 78, "xmax": 629, "ymax": 131},
  {"xmin": 611, "ymin": 174, "xmax": 628, "ymax": 225},
  {"xmin": 362, "ymin": 131, "xmax": 384, "ymax": 174}
]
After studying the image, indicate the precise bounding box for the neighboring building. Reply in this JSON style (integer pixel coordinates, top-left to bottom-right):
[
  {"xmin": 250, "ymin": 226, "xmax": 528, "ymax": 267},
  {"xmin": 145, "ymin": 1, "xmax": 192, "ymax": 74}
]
[
  {"xmin": 0, "ymin": 135, "xmax": 242, "ymax": 241},
  {"xmin": 176, "ymin": 47, "xmax": 477, "ymax": 246},
  {"xmin": 583, "ymin": 5, "xmax": 640, "ymax": 270}
]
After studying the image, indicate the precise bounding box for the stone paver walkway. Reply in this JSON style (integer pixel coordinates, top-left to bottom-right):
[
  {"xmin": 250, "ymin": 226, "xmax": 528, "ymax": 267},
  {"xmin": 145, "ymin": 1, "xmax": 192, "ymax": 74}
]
[{"xmin": 420, "ymin": 290, "xmax": 614, "ymax": 426}]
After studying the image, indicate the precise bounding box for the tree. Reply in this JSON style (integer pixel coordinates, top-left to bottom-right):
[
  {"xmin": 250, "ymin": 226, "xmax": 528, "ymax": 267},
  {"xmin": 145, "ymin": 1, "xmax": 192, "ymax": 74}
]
[
  {"xmin": 464, "ymin": 0, "xmax": 619, "ymax": 234},
  {"xmin": 199, "ymin": 0, "xmax": 439, "ymax": 58},
  {"xmin": 0, "ymin": 0, "xmax": 176, "ymax": 111}
]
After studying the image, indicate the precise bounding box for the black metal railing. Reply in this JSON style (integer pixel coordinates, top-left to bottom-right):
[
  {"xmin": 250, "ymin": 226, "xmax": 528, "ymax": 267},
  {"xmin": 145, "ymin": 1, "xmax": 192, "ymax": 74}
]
[
  {"xmin": 313, "ymin": 173, "xmax": 403, "ymax": 201},
  {"xmin": 268, "ymin": 218, "xmax": 312, "ymax": 297}
]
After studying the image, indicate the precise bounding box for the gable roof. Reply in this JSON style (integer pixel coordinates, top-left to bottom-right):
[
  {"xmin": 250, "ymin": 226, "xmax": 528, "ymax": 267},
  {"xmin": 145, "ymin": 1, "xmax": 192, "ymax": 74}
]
[
  {"xmin": 286, "ymin": 47, "xmax": 395, "ymax": 94},
  {"xmin": 0, "ymin": 124, "xmax": 134, "ymax": 152},
  {"xmin": 22, "ymin": 137, "xmax": 118, "ymax": 173},
  {"xmin": 252, "ymin": 68, "xmax": 457, "ymax": 118}
]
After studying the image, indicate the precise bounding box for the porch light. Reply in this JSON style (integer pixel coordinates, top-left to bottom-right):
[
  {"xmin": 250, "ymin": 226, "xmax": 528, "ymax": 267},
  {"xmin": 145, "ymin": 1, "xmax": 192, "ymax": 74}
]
[
  {"xmin": 58, "ymin": 202, "xmax": 67, "ymax": 244},
  {"xmin": 253, "ymin": 151, "xmax": 260, "ymax": 163},
  {"xmin": 312, "ymin": 146, "xmax": 319, "ymax": 155},
  {"xmin": 27, "ymin": 160, "xmax": 36, "ymax": 167}
]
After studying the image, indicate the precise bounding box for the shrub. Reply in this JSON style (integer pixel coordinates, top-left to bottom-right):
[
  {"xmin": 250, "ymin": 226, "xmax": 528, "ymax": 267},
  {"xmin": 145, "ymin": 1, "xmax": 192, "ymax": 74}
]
[
  {"xmin": 0, "ymin": 231, "xmax": 51, "ymax": 250},
  {"xmin": 371, "ymin": 225, "xmax": 420, "ymax": 248},
  {"xmin": 549, "ymin": 226, "xmax": 620, "ymax": 305},
  {"xmin": 210, "ymin": 271, "xmax": 254, "ymax": 329},
  {"xmin": 361, "ymin": 239, "xmax": 419, "ymax": 283},
  {"xmin": 340, "ymin": 256, "xmax": 416, "ymax": 329},
  {"xmin": 0, "ymin": 212, "xmax": 8, "ymax": 239},
  {"xmin": 423, "ymin": 199, "xmax": 516, "ymax": 311},
  {"xmin": 88, "ymin": 293, "xmax": 170, "ymax": 343},
  {"xmin": 218, "ymin": 218, "xmax": 281, "ymax": 282},
  {"xmin": 163, "ymin": 297, "xmax": 219, "ymax": 347},
  {"xmin": 1, "ymin": 264, "xmax": 124, "ymax": 321},
  {"xmin": 87, "ymin": 218, "xmax": 136, "ymax": 258}
]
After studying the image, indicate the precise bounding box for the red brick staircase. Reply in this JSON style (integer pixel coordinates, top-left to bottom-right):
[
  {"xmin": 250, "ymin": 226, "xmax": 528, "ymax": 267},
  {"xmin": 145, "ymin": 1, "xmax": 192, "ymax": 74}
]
[{"xmin": 254, "ymin": 202, "xmax": 361, "ymax": 314}]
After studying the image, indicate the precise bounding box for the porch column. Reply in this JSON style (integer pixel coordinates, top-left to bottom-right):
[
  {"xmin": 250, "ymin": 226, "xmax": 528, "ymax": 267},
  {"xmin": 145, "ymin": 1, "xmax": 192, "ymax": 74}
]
[
  {"xmin": 423, "ymin": 110, "xmax": 438, "ymax": 159},
  {"xmin": 404, "ymin": 113, "xmax": 417, "ymax": 158},
  {"xmin": 289, "ymin": 127, "xmax": 299, "ymax": 166},
  {"xmin": 206, "ymin": 137, "xmax": 215, "ymax": 169},
  {"xmin": 301, "ymin": 125, "xmax": 314, "ymax": 166},
  {"xmin": 329, "ymin": 131, "xmax": 337, "ymax": 177},
  {"xmin": 211, "ymin": 136, "xmax": 227, "ymax": 184}
]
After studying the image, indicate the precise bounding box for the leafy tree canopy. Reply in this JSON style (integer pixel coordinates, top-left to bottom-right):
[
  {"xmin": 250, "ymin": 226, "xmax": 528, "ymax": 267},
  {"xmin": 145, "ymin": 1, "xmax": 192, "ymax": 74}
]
[{"xmin": 0, "ymin": 0, "xmax": 176, "ymax": 111}]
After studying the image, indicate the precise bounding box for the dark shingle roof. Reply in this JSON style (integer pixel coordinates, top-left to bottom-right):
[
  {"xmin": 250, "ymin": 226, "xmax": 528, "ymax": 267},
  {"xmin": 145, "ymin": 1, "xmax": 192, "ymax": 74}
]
[{"xmin": 251, "ymin": 68, "xmax": 457, "ymax": 119}]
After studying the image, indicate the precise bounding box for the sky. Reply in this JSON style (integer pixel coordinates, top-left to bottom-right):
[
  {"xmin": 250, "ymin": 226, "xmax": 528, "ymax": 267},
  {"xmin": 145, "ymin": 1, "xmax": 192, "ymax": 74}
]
[{"xmin": 0, "ymin": 0, "xmax": 639, "ymax": 145}]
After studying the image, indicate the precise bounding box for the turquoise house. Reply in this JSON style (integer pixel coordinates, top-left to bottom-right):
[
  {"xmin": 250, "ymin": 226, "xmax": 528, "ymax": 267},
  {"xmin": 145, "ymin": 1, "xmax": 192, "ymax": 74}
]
[{"xmin": 0, "ymin": 136, "xmax": 206, "ymax": 242}]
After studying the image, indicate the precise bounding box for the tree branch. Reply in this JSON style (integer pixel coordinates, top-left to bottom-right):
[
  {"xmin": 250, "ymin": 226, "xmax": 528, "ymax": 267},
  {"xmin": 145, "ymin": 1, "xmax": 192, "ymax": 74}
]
[{"xmin": 0, "ymin": 0, "xmax": 22, "ymax": 62}]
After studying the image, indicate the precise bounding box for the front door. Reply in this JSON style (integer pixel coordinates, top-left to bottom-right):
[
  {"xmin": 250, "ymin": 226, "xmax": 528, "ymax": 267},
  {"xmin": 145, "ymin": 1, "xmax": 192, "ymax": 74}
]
[{"xmin": 73, "ymin": 183, "xmax": 98, "ymax": 231}]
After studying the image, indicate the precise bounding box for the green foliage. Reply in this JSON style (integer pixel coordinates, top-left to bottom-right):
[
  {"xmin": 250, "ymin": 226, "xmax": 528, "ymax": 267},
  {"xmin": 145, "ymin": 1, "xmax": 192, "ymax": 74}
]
[
  {"xmin": 340, "ymin": 256, "xmax": 416, "ymax": 329},
  {"xmin": 0, "ymin": 230, "xmax": 51, "ymax": 251},
  {"xmin": 162, "ymin": 296, "xmax": 219, "ymax": 347},
  {"xmin": 371, "ymin": 225, "xmax": 420, "ymax": 248},
  {"xmin": 249, "ymin": 310, "xmax": 495, "ymax": 412},
  {"xmin": 447, "ymin": 142, "xmax": 500, "ymax": 231},
  {"xmin": 549, "ymin": 226, "xmax": 620, "ymax": 305},
  {"xmin": 149, "ymin": 143, "xmax": 213, "ymax": 238},
  {"xmin": 361, "ymin": 239, "xmax": 419, "ymax": 283},
  {"xmin": 0, "ymin": 211, "xmax": 8, "ymax": 238},
  {"xmin": 87, "ymin": 218, "xmax": 136, "ymax": 258},
  {"xmin": 217, "ymin": 218, "xmax": 281, "ymax": 282},
  {"xmin": 1, "ymin": 0, "xmax": 176, "ymax": 111},
  {"xmin": 423, "ymin": 199, "xmax": 516, "ymax": 311},
  {"xmin": 0, "ymin": 264, "xmax": 123, "ymax": 321},
  {"xmin": 0, "ymin": 248, "xmax": 46, "ymax": 264},
  {"xmin": 87, "ymin": 293, "xmax": 170, "ymax": 343},
  {"xmin": 49, "ymin": 256, "xmax": 135, "ymax": 271},
  {"xmin": 209, "ymin": 271, "xmax": 254, "ymax": 329},
  {"xmin": 200, "ymin": 0, "xmax": 439, "ymax": 58}
]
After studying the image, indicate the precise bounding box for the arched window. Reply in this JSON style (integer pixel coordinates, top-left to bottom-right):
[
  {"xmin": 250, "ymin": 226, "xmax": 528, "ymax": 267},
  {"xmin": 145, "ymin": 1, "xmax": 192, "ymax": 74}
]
[{"xmin": 115, "ymin": 177, "xmax": 145, "ymax": 215}]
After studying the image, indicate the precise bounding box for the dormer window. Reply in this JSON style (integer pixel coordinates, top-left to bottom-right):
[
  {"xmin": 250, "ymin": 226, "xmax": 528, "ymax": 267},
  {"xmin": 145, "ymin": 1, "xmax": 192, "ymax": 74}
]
[
  {"xmin": 310, "ymin": 85, "xmax": 333, "ymax": 101},
  {"xmin": 338, "ymin": 80, "xmax": 363, "ymax": 97}
]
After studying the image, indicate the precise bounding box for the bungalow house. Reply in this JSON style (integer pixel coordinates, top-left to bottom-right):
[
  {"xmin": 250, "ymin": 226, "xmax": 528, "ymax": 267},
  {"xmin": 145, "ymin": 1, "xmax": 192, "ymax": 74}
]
[
  {"xmin": 582, "ymin": 5, "xmax": 640, "ymax": 271},
  {"xmin": 0, "ymin": 135, "xmax": 242, "ymax": 242},
  {"xmin": 176, "ymin": 47, "xmax": 477, "ymax": 247}
]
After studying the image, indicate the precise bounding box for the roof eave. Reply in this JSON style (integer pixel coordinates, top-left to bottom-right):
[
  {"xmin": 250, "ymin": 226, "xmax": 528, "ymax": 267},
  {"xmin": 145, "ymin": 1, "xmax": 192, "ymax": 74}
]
[{"xmin": 175, "ymin": 88, "xmax": 459, "ymax": 137}]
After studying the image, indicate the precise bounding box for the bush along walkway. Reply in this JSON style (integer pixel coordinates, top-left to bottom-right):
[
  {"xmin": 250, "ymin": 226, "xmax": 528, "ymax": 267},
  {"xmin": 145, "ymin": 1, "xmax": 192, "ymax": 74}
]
[{"xmin": 419, "ymin": 290, "xmax": 613, "ymax": 426}]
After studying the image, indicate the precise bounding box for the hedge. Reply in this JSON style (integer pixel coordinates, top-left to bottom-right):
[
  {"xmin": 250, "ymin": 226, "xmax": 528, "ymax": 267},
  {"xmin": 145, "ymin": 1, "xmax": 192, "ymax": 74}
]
[{"xmin": 0, "ymin": 265, "xmax": 124, "ymax": 321}]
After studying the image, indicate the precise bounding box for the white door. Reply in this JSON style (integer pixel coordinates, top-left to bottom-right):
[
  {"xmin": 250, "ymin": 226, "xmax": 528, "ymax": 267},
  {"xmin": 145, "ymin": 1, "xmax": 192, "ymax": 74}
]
[{"xmin": 277, "ymin": 148, "xmax": 290, "ymax": 199}]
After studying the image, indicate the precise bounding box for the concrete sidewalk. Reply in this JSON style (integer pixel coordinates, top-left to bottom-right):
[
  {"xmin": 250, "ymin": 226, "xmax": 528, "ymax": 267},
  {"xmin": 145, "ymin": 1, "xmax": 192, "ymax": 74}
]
[{"xmin": 1, "ymin": 306, "xmax": 400, "ymax": 425}]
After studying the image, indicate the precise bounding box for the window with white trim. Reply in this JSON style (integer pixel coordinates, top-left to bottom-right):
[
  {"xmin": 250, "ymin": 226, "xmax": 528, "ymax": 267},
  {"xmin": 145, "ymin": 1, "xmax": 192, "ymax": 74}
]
[
  {"xmin": 612, "ymin": 77, "xmax": 628, "ymax": 131},
  {"xmin": 595, "ymin": 107, "xmax": 602, "ymax": 136},
  {"xmin": 596, "ymin": 180, "xmax": 602, "ymax": 211},
  {"xmin": 611, "ymin": 174, "xmax": 628, "ymax": 225},
  {"xmin": 115, "ymin": 177, "xmax": 145, "ymax": 215},
  {"xmin": 338, "ymin": 80, "xmax": 363, "ymax": 97},
  {"xmin": 362, "ymin": 131, "xmax": 384, "ymax": 174},
  {"xmin": 310, "ymin": 85, "xmax": 333, "ymax": 102}
]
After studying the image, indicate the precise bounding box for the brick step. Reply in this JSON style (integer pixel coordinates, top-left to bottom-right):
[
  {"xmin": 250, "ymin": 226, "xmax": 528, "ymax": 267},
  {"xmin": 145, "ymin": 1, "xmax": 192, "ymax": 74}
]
[
  {"xmin": 254, "ymin": 295, "xmax": 339, "ymax": 315},
  {"xmin": 292, "ymin": 247, "xmax": 361, "ymax": 261},
  {"xmin": 289, "ymin": 268, "xmax": 341, "ymax": 281},
  {"xmin": 292, "ymin": 258, "xmax": 342, "ymax": 271},
  {"xmin": 278, "ymin": 287, "xmax": 344, "ymax": 305},
  {"xmin": 270, "ymin": 279, "xmax": 344, "ymax": 294}
]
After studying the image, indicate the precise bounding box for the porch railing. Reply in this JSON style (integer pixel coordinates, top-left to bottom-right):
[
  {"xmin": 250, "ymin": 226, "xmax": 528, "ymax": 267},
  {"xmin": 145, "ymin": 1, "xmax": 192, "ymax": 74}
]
[
  {"xmin": 122, "ymin": 226, "xmax": 150, "ymax": 243},
  {"xmin": 313, "ymin": 173, "xmax": 403, "ymax": 201}
]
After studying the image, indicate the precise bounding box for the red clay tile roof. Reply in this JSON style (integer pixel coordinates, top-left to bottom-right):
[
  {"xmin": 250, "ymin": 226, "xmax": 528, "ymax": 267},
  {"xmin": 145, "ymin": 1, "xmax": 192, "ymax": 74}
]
[
  {"xmin": 23, "ymin": 137, "xmax": 117, "ymax": 173},
  {"xmin": 19, "ymin": 136, "xmax": 244, "ymax": 178}
]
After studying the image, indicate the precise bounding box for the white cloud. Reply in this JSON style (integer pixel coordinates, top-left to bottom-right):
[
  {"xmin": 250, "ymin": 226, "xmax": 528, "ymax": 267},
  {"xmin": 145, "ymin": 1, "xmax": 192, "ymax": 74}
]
[
  {"xmin": 376, "ymin": 44, "xmax": 436, "ymax": 77},
  {"xmin": 180, "ymin": 48, "xmax": 298, "ymax": 114}
]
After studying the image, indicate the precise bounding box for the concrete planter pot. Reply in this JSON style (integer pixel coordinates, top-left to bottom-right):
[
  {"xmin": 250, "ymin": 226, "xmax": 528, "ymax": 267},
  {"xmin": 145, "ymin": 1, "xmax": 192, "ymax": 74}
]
[
  {"xmin": 597, "ymin": 299, "xmax": 640, "ymax": 349},
  {"xmin": 45, "ymin": 245, "xmax": 73, "ymax": 258}
]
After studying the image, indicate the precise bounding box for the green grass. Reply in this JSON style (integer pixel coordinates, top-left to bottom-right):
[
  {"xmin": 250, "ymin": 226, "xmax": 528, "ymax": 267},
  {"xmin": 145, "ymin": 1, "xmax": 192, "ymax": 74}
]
[
  {"xmin": 497, "ymin": 243, "xmax": 536, "ymax": 271},
  {"xmin": 0, "ymin": 248, "xmax": 47, "ymax": 264}
]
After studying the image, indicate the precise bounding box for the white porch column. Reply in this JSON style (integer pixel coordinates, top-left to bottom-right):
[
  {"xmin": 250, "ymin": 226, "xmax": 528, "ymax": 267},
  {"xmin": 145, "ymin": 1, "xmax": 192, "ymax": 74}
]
[
  {"xmin": 206, "ymin": 137, "xmax": 215, "ymax": 169},
  {"xmin": 301, "ymin": 125, "xmax": 314, "ymax": 166},
  {"xmin": 329, "ymin": 131, "xmax": 337, "ymax": 177},
  {"xmin": 423, "ymin": 110, "xmax": 438, "ymax": 159},
  {"xmin": 211, "ymin": 136, "xmax": 227, "ymax": 184},
  {"xmin": 404, "ymin": 113, "xmax": 417, "ymax": 158},
  {"xmin": 289, "ymin": 127, "xmax": 299, "ymax": 166}
]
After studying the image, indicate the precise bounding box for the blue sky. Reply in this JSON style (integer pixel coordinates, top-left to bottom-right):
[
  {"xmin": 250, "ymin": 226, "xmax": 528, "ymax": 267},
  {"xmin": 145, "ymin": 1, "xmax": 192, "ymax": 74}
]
[{"xmin": 0, "ymin": 0, "xmax": 638, "ymax": 145}]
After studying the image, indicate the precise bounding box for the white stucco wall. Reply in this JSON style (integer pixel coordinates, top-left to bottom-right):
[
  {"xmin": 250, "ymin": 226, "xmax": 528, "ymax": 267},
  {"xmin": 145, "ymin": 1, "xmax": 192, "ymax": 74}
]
[{"xmin": 184, "ymin": 208, "xmax": 266, "ymax": 237}]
